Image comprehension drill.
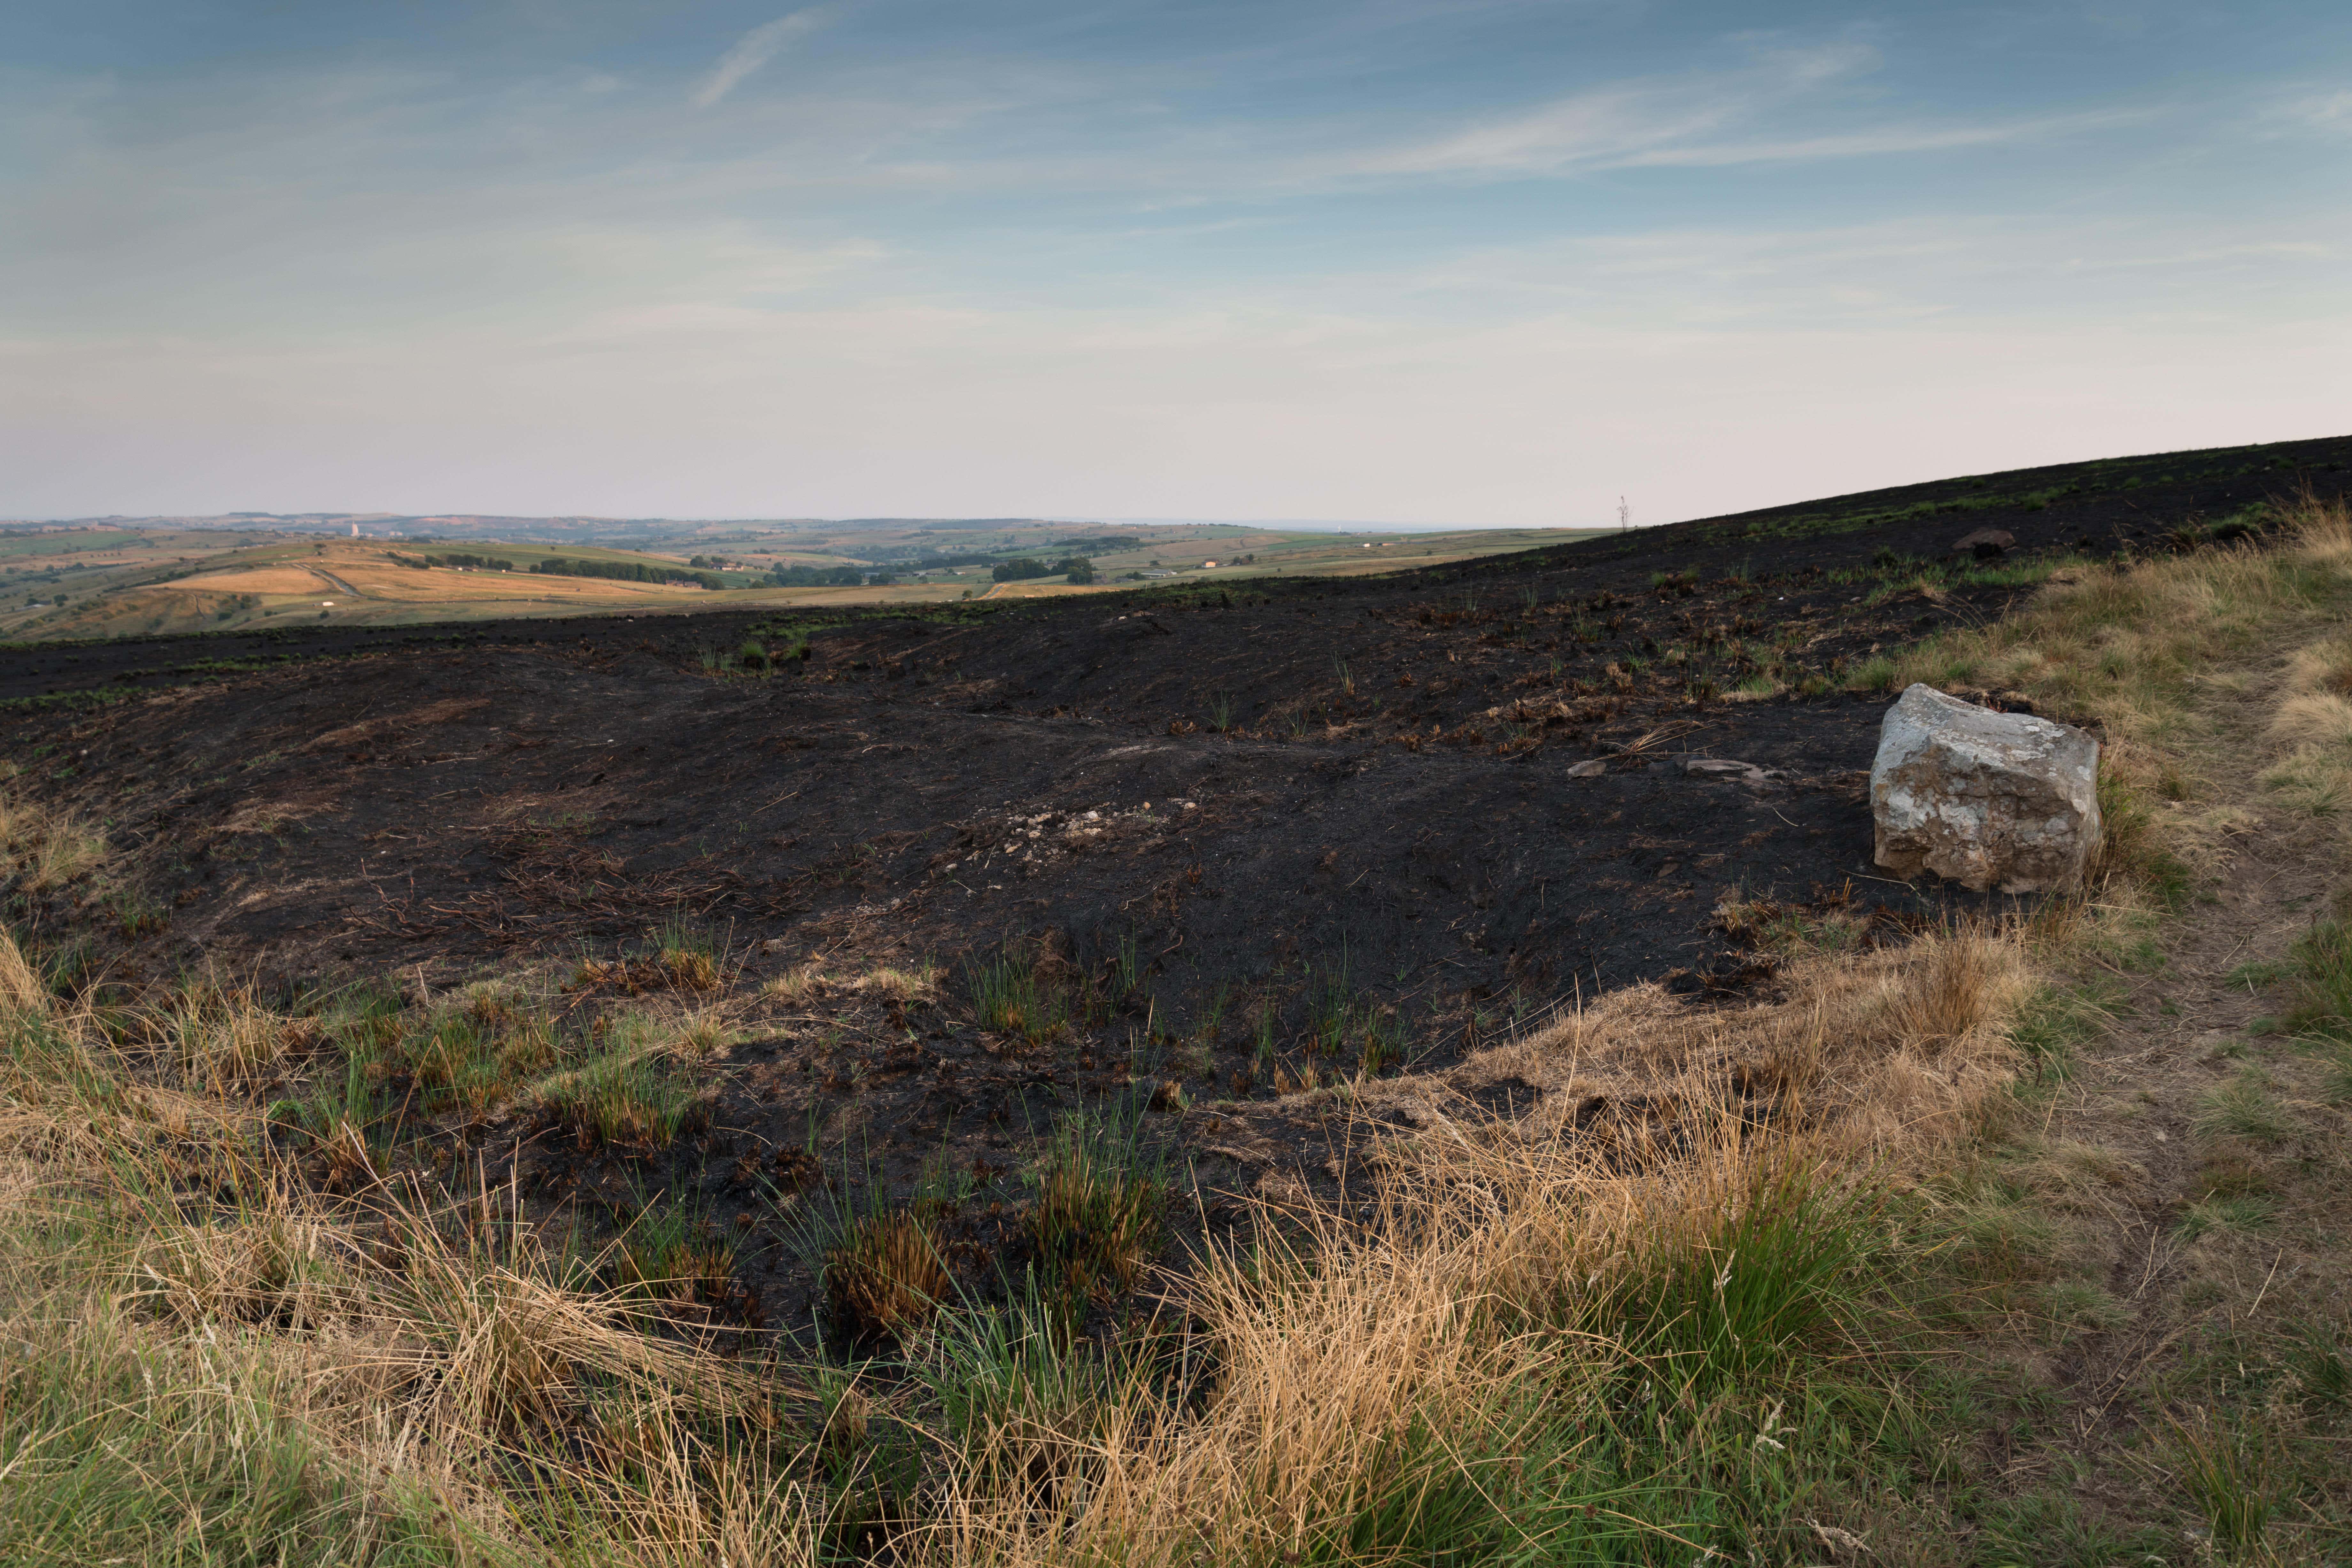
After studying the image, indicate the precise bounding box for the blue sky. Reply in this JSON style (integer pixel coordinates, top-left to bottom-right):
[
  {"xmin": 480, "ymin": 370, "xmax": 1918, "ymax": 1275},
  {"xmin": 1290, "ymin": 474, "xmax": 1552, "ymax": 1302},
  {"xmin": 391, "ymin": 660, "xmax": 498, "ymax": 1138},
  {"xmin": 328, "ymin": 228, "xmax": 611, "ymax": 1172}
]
[{"xmin": 4, "ymin": 1, "xmax": 2347, "ymax": 524}]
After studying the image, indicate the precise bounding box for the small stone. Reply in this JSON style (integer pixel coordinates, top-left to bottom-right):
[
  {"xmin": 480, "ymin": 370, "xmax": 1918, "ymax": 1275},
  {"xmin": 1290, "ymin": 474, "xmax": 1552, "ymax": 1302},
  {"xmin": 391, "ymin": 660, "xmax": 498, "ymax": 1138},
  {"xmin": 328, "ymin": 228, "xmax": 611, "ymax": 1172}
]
[
  {"xmin": 1871, "ymin": 683, "xmax": 2100, "ymax": 892},
  {"xmin": 1954, "ymin": 527, "xmax": 2016, "ymax": 559},
  {"xmin": 1682, "ymin": 757, "xmax": 1777, "ymax": 785}
]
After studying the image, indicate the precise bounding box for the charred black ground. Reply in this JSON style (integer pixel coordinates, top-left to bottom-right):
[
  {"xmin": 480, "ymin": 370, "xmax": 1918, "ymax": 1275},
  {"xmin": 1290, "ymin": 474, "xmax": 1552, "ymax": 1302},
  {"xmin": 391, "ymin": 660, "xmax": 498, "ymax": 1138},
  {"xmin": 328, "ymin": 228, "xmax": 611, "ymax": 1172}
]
[{"xmin": 4, "ymin": 432, "xmax": 2347, "ymax": 1340}]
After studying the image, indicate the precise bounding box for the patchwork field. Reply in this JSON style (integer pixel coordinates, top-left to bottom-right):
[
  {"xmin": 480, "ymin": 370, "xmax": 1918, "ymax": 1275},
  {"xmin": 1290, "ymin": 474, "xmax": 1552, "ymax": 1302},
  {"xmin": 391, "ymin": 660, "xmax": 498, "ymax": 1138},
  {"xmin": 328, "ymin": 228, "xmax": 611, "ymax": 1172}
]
[{"xmin": 0, "ymin": 519, "xmax": 1607, "ymax": 644}]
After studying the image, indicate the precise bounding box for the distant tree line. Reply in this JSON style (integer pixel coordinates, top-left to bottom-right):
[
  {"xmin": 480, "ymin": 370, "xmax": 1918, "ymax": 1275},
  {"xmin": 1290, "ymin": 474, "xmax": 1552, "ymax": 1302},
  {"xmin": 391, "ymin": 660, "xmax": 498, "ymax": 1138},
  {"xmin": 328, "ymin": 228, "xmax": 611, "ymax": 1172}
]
[
  {"xmin": 387, "ymin": 551, "xmax": 518, "ymax": 572},
  {"xmin": 532, "ymin": 557, "xmax": 724, "ymax": 589},
  {"xmin": 992, "ymin": 556, "xmax": 1095, "ymax": 584},
  {"xmin": 766, "ymin": 564, "xmax": 891, "ymax": 587},
  {"xmin": 890, "ymin": 552, "xmax": 999, "ymax": 570}
]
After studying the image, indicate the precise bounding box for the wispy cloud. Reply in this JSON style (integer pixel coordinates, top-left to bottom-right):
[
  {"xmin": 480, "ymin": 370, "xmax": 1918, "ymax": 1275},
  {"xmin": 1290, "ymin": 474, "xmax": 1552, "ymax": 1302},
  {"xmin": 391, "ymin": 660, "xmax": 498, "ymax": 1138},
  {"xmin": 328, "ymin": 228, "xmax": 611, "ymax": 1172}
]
[
  {"xmin": 1357, "ymin": 43, "xmax": 1877, "ymax": 176},
  {"xmin": 2280, "ymin": 89, "xmax": 2352, "ymax": 131},
  {"xmin": 1337, "ymin": 43, "xmax": 2145, "ymax": 182},
  {"xmin": 693, "ymin": 9, "xmax": 832, "ymax": 109},
  {"xmin": 1615, "ymin": 108, "xmax": 2156, "ymax": 168}
]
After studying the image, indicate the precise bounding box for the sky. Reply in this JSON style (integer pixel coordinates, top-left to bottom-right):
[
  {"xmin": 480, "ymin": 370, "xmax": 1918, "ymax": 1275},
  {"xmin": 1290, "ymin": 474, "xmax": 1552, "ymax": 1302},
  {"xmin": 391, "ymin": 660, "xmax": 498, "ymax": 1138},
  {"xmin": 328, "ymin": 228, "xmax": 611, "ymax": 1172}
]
[{"xmin": 3, "ymin": 2, "xmax": 2348, "ymax": 527}]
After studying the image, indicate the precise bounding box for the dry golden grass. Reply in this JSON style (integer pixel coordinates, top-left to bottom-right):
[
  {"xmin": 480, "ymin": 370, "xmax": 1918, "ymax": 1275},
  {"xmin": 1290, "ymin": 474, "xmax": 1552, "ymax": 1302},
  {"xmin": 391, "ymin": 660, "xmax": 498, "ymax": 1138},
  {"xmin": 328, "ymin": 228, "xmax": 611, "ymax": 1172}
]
[
  {"xmin": 762, "ymin": 962, "xmax": 830, "ymax": 1002},
  {"xmin": 2, "ymin": 890, "xmax": 2049, "ymax": 1568},
  {"xmin": 666, "ymin": 1005, "xmax": 738, "ymax": 1060},
  {"xmin": 0, "ymin": 930, "xmax": 818, "ymax": 1565},
  {"xmin": 856, "ymin": 962, "xmax": 940, "ymax": 1001},
  {"xmin": 0, "ymin": 784, "xmax": 107, "ymax": 892},
  {"xmin": 166, "ymin": 565, "xmax": 343, "ymax": 594},
  {"xmin": 1895, "ymin": 496, "xmax": 2348, "ymax": 740},
  {"xmin": 911, "ymin": 931, "xmax": 2040, "ymax": 1567},
  {"xmin": 1439, "ymin": 931, "xmax": 2031, "ymax": 1162}
]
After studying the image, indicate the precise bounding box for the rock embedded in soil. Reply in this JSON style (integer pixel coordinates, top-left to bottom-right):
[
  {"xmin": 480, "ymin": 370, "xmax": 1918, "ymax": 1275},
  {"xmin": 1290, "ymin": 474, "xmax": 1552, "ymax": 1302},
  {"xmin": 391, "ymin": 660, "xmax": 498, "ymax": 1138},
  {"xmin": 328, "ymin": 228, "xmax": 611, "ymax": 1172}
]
[
  {"xmin": 1870, "ymin": 682, "xmax": 2100, "ymax": 893},
  {"xmin": 1953, "ymin": 528, "xmax": 2017, "ymax": 559}
]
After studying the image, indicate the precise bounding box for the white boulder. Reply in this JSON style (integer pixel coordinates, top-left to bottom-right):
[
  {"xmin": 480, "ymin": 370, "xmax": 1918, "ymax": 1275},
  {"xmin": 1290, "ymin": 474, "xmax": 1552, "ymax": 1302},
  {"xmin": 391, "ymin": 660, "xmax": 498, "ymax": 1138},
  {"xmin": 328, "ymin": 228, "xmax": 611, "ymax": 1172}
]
[{"xmin": 1871, "ymin": 683, "xmax": 2101, "ymax": 893}]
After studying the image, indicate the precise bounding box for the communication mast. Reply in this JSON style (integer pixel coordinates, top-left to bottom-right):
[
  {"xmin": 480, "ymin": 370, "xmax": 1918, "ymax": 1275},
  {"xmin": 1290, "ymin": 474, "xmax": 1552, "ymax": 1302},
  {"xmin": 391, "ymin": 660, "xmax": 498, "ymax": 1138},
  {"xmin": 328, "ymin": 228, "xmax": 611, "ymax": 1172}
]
[{"xmin": 1617, "ymin": 496, "xmax": 1630, "ymax": 532}]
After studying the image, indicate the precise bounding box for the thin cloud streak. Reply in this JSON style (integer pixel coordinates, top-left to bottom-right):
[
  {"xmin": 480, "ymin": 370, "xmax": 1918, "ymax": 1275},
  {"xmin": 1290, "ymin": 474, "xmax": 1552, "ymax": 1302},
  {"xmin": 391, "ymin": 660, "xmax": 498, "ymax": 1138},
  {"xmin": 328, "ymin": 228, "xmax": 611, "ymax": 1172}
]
[
  {"xmin": 693, "ymin": 9, "xmax": 831, "ymax": 108},
  {"xmin": 1357, "ymin": 43, "xmax": 1876, "ymax": 176},
  {"xmin": 1613, "ymin": 109, "xmax": 2159, "ymax": 168}
]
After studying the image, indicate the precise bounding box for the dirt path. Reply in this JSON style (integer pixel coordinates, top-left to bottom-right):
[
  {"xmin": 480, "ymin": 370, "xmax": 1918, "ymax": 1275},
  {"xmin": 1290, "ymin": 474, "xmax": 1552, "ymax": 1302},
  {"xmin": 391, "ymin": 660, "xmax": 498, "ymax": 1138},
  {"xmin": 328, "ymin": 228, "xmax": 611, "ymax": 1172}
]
[{"xmin": 2011, "ymin": 651, "xmax": 2351, "ymax": 1549}]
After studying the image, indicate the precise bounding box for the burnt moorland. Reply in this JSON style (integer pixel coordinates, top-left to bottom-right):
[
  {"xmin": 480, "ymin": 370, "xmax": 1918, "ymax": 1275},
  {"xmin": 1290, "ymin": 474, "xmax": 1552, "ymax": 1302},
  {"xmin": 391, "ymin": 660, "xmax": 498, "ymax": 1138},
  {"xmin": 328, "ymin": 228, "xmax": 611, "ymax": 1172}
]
[{"xmin": 4, "ymin": 432, "xmax": 2346, "ymax": 1337}]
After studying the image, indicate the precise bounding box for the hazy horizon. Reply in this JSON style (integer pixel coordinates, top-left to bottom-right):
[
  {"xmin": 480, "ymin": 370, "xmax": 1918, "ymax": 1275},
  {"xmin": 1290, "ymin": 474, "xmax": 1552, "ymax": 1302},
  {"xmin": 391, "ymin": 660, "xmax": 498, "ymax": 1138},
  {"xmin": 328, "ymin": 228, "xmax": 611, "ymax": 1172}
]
[{"xmin": 7, "ymin": 2, "xmax": 2347, "ymax": 526}]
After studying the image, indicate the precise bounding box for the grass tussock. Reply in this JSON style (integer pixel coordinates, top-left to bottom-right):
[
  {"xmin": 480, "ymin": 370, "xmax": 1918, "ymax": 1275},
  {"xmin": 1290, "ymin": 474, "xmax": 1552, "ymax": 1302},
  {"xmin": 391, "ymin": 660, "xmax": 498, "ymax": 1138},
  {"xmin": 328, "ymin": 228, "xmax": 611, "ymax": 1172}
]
[
  {"xmin": 1450, "ymin": 931, "xmax": 2033, "ymax": 1162},
  {"xmin": 825, "ymin": 1208, "xmax": 952, "ymax": 1340},
  {"xmin": 0, "ymin": 781, "xmax": 108, "ymax": 893},
  {"xmin": 763, "ymin": 962, "xmax": 830, "ymax": 1002},
  {"xmin": 534, "ymin": 1043, "xmax": 703, "ymax": 1148}
]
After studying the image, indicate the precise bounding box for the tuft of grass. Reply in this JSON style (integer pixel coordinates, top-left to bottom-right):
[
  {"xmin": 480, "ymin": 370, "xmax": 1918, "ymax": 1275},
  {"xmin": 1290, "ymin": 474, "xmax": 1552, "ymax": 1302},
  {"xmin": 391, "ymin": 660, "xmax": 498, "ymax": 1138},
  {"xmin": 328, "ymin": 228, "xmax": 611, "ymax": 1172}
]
[
  {"xmin": 2005, "ymin": 983, "xmax": 2112, "ymax": 1084},
  {"xmin": 1025, "ymin": 1100, "xmax": 1169, "ymax": 1315},
  {"xmin": 2286, "ymin": 1319, "xmax": 2352, "ymax": 1408},
  {"xmin": 1845, "ymin": 653, "xmax": 1899, "ymax": 692},
  {"xmin": 763, "ymin": 961, "xmax": 829, "ymax": 1002},
  {"xmin": 825, "ymin": 1207, "xmax": 950, "ymax": 1340},
  {"xmin": 152, "ymin": 971, "xmax": 315, "ymax": 1094},
  {"xmin": 2089, "ymin": 765, "xmax": 2192, "ymax": 908},
  {"xmin": 613, "ymin": 1192, "xmax": 740, "ymax": 1306},
  {"xmin": 648, "ymin": 916, "xmax": 721, "ymax": 991},
  {"xmin": 2226, "ymin": 957, "xmax": 2287, "ymax": 991},
  {"xmin": 671, "ymin": 1006, "xmax": 736, "ymax": 1059},
  {"xmin": 0, "ymin": 786, "xmax": 108, "ymax": 892},
  {"xmin": 1605, "ymin": 1156, "xmax": 1882, "ymax": 1394},
  {"xmin": 2282, "ymin": 913, "xmax": 2352, "ymax": 1042},
  {"xmin": 856, "ymin": 961, "xmax": 939, "ymax": 1002},
  {"xmin": 535, "ymin": 1046, "xmax": 701, "ymax": 1147},
  {"xmin": 2169, "ymin": 1412, "xmax": 2277, "ymax": 1557},
  {"xmin": 925, "ymin": 1275, "xmax": 1130, "ymax": 1497},
  {"xmin": 2190, "ymin": 1070, "xmax": 2294, "ymax": 1144},
  {"xmin": 2174, "ymin": 1193, "xmax": 2277, "ymax": 1242},
  {"xmin": 965, "ymin": 946, "xmax": 1063, "ymax": 1045}
]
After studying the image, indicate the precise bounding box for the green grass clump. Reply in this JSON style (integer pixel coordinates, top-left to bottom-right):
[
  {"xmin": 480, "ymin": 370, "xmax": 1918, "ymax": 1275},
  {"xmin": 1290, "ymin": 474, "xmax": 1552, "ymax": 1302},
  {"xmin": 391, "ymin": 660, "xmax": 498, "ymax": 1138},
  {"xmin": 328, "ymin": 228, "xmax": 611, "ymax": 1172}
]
[
  {"xmin": 2170, "ymin": 1414, "xmax": 2278, "ymax": 1556},
  {"xmin": 2191, "ymin": 1070, "xmax": 2294, "ymax": 1144},
  {"xmin": 535, "ymin": 1048, "xmax": 700, "ymax": 1148},
  {"xmin": 613, "ymin": 1192, "xmax": 739, "ymax": 1306},
  {"xmin": 2283, "ymin": 914, "xmax": 2352, "ymax": 1042},
  {"xmin": 2174, "ymin": 1193, "xmax": 2278, "ymax": 1242},
  {"xmin": 0, "ymin": 1303, "xmax": 459, "ymax": 1568},
  {"xmin": 2091, "ymin": 767, "xmax": 2192, "ymax": 908},
  {"xmin": 1025, "ymin": 1101, "xmax": 1169, "ymax": 1314},
  {"xmin": 1845, "ymin": 653, "xmax": 1898, "ymax": 692},
  {"xmin": 2005, "ymin": 984, "xmax": 2113, "ymax": 1084},
  {"xmin": 645, "ymin": 917, "xmax": 721, "ymax": 991},
  {"xmin": 825, "ymin": 1208, "xmax": 950, "ymax": 1340},
  {"xmin": 965, "ymin": 947, "xmax": 1063, "ymax": 1044},
  {"xmin": 1603, "ymin": 1162, "xmax": 1880, "ymax": 1395}
]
